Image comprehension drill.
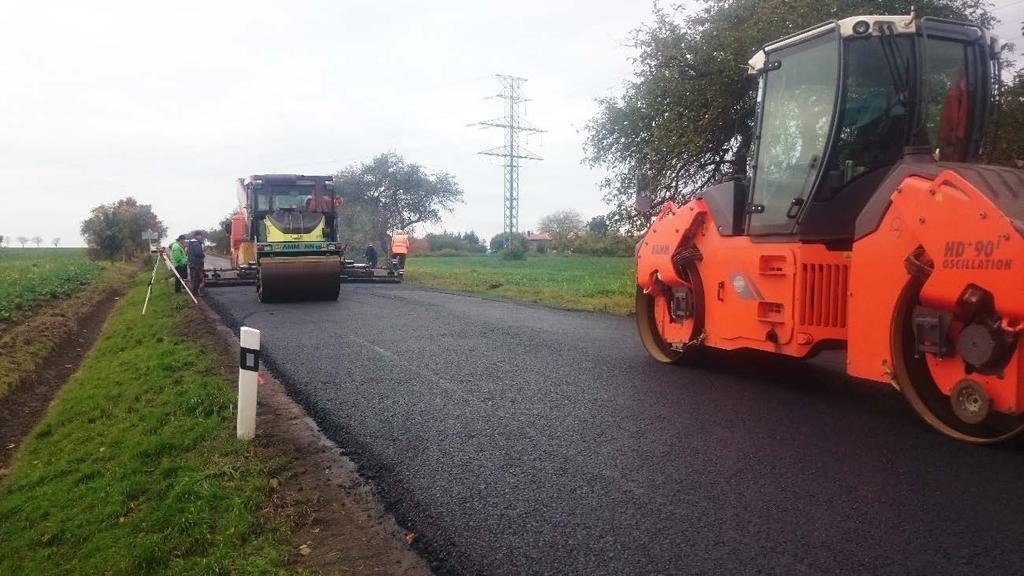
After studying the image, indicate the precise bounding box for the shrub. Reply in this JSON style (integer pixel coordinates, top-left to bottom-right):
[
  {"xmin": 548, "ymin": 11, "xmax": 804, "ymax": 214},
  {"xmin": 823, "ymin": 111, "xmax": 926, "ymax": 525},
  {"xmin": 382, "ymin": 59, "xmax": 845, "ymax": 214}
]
[
  {"xmin": 425, "ymin": 233, "xmax": 464, "ymax": 252},
  {"xmin": 426, "ymin": 231, "xmax": 486, "ymax": 253},
  {"xmin": 489, "ymin": 232, "xmax": 527, "ymax": 253},
  {"xmin": 430, "ymin": 248, "xmax": 470, "ymax": 257},
  {"xmin": 572, "ymin": 231, "xmax": 638, "ymax": 257},
  {"xmin": 501, "ymin": 245, "xmax": 527, "ymax": 260}
]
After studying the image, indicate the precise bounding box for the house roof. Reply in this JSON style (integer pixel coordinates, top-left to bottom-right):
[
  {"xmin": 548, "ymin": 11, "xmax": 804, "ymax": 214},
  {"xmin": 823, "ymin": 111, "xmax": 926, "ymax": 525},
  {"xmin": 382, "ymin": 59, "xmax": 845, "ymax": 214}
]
[{"xmin": 525, "ymin": 232, "xmax": 551, "ymax": 241}]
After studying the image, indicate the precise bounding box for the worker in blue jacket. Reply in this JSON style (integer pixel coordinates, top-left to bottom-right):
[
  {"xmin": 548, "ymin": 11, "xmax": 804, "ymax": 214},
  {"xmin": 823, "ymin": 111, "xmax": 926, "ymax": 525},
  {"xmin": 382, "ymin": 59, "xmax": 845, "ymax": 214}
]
[
  {"xmin": 364, "ymin": 243, "xmax": 378, "ymax": 269},
  {"xmin": 187, "ymin": 231, "xmax": 206, "ymax": 296}
]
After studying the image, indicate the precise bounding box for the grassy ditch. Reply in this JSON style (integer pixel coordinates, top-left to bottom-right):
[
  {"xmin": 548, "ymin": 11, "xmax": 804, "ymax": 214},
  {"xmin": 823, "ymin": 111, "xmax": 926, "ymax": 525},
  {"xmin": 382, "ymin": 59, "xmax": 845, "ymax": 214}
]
[
  {"xmin": 404, "ymin": 255, "xmax": 635, "ymax": 315},
  {"xmin": 0, "ymin": 275, "xmax": 292, "ymax": 574},
  {"xmin": 0, "ymin": 258, "xmax": 133, "ymax": 400}
]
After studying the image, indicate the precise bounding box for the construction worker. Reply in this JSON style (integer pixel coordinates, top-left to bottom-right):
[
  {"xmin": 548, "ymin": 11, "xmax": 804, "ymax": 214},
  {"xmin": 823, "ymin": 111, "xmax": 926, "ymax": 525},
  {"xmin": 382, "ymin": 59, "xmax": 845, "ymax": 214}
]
[
  {"xmin": 364, "ymin": 243, "xmax": 378, "ymax": 269},
  {"xmin": 305, "ymin": 194, "xmax": 334, "ymax": 212},
  {"xmin": 169, "ymin": 234, "xmax": 189, "ymax": 292},
  {"xmin": 187, "ymin": 230, "xmax": 206, "ymax": 296},
  {"xmin": 390, "ymin": 230, "xmax": 409, "ymax": 270},
  {"xmin": 938, "ymin": 67, "xmax": 969, "ymax": 161}
]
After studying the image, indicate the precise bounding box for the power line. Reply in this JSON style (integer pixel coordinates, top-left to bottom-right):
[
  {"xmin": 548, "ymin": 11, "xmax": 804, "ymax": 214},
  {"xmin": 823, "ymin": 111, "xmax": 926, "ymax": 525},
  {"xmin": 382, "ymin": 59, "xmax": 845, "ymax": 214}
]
[{"xmin": 470, "ymin": 74, "xmax": 544, "ymax": 248}]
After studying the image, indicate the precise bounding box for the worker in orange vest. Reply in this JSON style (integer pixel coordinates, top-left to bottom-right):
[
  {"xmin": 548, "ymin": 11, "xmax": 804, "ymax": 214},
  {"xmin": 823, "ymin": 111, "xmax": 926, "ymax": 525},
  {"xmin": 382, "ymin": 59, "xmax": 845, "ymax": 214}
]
[
  {"xmin": 305, "ymin": 194, "xmax": 334, "ymax": 212},
  {"xmin": 937, "ymin": 68, "xmax": 969, "ymax": 162},
  {"xmin": 390, "ymin": 230, "xmax": 410, "ymax": 270}
]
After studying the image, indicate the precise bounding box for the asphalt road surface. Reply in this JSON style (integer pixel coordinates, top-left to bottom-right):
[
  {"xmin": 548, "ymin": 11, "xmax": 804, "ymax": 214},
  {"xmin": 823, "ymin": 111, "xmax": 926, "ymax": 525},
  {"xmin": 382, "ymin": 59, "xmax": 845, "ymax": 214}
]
[{"xmin": 207, "ymin": 283, "xmax": 1024, "ymax": 576}]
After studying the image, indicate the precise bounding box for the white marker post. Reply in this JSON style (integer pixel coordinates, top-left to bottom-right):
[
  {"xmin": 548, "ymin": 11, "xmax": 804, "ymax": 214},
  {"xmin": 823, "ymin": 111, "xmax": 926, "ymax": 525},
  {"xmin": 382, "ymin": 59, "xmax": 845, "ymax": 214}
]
[{"xmin": 237, "ymin": 327, "xmax": 261, "ymax": 440}]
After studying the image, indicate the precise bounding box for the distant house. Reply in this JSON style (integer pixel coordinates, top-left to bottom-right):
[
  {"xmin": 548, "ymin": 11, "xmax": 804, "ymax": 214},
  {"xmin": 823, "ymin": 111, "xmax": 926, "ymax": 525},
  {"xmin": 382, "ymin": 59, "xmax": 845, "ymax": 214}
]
[{"xmin": 524, "ymin": 231, "xmax": 552, "ymax": 252}]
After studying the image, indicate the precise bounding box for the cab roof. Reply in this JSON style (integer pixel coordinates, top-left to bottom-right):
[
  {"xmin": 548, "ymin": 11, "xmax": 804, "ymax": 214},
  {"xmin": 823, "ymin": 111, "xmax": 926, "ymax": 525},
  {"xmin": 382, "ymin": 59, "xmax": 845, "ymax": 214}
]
[
  {"xmin": 746, "ymin": 15, "xmax": 999, "ymax": 74},
  {"xmin": 240, "ymin": 174, "xmax": 334, "ymax": 186}
]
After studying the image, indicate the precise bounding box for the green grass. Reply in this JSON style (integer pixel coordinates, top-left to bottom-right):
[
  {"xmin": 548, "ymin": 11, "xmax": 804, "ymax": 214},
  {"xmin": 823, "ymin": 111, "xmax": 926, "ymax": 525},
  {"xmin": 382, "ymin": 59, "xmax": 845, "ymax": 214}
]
[
  {"xmin": 0, "ymin": 248, "xmax": 102, "ymax": 320},
  {"xmin": 0, "ymin": 275, "xmax": 291, "ymax": 575},
  {"xmin": 405, "ymin": 254, "xmax": 636, "ymax": 315}
]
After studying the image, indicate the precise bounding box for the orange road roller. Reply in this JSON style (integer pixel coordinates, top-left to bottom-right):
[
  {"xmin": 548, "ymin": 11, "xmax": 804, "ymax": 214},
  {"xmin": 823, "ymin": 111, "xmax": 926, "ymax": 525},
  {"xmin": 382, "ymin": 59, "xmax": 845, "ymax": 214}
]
[{"xmin": 634, "ymin": 15, "xmax": 1024, "ymax": 443}]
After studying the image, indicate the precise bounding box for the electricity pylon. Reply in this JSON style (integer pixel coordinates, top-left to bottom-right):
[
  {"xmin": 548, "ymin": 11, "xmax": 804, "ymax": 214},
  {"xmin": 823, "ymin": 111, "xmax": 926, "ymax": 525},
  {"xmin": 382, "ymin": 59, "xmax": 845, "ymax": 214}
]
[{"xmin": 471, "ymin": 74, "xmax": 543, "ymax": 248}]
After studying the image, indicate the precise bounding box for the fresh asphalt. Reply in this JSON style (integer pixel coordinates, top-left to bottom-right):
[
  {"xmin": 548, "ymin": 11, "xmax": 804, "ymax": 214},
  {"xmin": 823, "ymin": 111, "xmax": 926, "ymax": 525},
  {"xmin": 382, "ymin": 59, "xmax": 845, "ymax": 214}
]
[{"xmin": 206, "ymin": 283, "xmax": 1024, "ymax": 576}]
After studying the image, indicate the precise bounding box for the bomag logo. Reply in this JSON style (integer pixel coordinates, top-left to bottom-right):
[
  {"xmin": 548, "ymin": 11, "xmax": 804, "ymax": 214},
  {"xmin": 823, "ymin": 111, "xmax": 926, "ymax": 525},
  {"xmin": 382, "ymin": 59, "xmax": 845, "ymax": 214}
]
[{"xmin": 651, "ymin": 244, "xmax": 671, "ymax": 255}]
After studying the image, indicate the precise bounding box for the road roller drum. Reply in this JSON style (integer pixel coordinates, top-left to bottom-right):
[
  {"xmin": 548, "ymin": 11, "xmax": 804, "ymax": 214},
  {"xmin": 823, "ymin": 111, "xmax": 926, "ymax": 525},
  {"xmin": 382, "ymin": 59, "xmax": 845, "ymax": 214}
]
[{"xmin": 257, "ymin": 257, "xmax": 341, "ymax": 302}]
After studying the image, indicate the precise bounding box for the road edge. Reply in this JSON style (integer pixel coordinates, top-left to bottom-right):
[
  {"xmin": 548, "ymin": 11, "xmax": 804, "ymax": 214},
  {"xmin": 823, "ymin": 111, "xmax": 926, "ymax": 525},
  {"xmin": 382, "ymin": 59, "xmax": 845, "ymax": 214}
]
[{"xmin": 197, "ymin": 299, "xmax": 433, "ymax": 575}]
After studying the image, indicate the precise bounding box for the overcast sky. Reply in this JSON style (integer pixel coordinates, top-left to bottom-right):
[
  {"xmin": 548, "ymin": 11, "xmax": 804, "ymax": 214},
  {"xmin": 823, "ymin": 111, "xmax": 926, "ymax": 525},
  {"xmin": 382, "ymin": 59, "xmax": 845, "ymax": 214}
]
[{"xmin": 1, "ymin": 1, "xmax": 1021, "ymax": 247}]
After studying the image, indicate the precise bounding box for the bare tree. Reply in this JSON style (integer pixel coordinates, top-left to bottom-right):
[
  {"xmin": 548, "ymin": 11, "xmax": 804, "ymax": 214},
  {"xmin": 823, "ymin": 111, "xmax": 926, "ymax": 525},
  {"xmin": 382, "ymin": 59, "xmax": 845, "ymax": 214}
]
[
  {"xmin": 31, "ymin": 236, "xmax": 43, "ymax": 248},
  {"xmin": 52, "ymin": 237, "xmax": 61, "ymax": 248},
  {"xmin": 16, "ymin": 236, "xmax": 28, "ymax": 248},
  {"xmin": 538, "ymin": 209, "xmax": 585, "ymax": 252}
]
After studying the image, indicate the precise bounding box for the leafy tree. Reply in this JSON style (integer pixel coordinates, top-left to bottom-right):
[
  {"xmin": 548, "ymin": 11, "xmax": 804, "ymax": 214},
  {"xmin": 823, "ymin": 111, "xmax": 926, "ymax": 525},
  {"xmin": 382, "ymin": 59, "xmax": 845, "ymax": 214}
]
[
  {"xmin": 51, "ymin": 237, "xmax": 60, "ymax": 248},
  {"xmin": 335, "ymin": 152, "xmax": 463, "ymax": 252},
  {"xmin": 585, "ymin": 0, "xmax": 996, "ymax": 231},
  {"xmin": 205, "ymin": 214, "xmax": 234, "ymax": 255},
  {"xmin": 988, "ymin": 68, "xmax": 1024, "ymax": 167},
  {"xmin": 586, "ymin": 215, "xmax": 610, "ymax": 236},
  {"xmin": 81, "ymin": 197, "xmax": 166, "ymax": 261},
  {"xmin": 538, "ymin": 209, "xmax": 584, "ymax": 252},
  {"xmin": 462, "ymin": 230, "xmax": 482, "ymax": 248},
  {"xmin": 489, "ymin": 232, "xmax": 526, "ymax": 253},
  {"xmin": 16, "ymin": 236, "xmax": 28, "ymax": 248},
  {"xmin": 31, "ymin": 236, "xmax": 42, "ymax": 248},
  {"xmin": 81, "ymin": 210, "xmax": 122, "ymax": 260},
  {"xmin": 0, "ymin": 235, "xmax": 4, "ymax": 247}
]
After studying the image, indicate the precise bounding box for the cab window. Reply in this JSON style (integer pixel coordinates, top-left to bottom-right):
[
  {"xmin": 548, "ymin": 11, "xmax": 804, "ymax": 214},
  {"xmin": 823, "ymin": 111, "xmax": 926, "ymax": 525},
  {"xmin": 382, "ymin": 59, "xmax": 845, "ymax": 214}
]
[
  {"xmin": 818, "ymin": 36, "xmax": 913, "ymax": 200},
  {"xmin": 924, "ymin": 38, "xmax": 974, "ymax": 161},
  {"xmin": 749, "ymin": 31, "xmax": 839, "ymax": 234}
]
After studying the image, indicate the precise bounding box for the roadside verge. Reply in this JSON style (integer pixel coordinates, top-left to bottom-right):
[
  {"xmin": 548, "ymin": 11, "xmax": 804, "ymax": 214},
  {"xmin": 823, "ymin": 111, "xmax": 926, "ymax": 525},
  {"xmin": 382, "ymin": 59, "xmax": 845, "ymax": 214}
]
[
  {"xmin": 1, "ymin": 272, "xmax": 432, "ymax": 575},
  {"xmin": 0, "ymin": 274, "xmax": 292, "ymax": 573}
]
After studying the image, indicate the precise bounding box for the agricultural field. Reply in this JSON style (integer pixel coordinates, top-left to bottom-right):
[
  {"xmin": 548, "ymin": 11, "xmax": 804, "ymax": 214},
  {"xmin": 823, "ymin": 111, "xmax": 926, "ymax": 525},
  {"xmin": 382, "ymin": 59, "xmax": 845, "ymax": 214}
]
[
  {"xmin": 404, "ymin": 255, "xmax": 635, "ymax": 315},
  {"xmin": 0, "ymin": 249, "xmax": 102, "ymax": 321}
]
